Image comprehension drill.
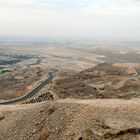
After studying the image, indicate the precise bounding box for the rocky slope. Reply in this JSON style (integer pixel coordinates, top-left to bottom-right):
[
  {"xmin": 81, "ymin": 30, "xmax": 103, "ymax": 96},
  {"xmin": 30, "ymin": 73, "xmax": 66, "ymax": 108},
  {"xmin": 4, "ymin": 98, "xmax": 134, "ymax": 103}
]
[
  {"xmin": 0, "ymin": 99, "xmax": 140, "ymax": 140},
  {"xmin": 53, "ymin": 63, "xmax": 140, "ymax": 99}
]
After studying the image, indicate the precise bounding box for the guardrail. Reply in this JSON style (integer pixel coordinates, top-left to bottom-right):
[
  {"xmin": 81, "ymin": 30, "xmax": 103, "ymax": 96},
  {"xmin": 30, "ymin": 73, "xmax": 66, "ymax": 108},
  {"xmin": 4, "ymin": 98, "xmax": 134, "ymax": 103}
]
[{"xmin": 20, "ymin": 92, "xmax": 54, "ymax": 105}]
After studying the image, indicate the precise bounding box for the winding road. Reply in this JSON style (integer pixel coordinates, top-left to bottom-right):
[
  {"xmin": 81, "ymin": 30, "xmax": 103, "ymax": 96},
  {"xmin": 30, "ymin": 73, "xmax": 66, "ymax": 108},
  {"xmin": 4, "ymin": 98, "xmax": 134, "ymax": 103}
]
[{"xmin": 0, "ymin": 72, "xmax": 54, "ymax": 105}]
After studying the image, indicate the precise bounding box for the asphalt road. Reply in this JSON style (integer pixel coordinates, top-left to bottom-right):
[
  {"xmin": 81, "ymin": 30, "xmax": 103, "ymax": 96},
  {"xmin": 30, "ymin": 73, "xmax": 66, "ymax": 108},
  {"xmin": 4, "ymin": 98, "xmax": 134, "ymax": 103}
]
[{"xmin": 0, "ymin": 72, "xmax": 54, "ymax": 105}]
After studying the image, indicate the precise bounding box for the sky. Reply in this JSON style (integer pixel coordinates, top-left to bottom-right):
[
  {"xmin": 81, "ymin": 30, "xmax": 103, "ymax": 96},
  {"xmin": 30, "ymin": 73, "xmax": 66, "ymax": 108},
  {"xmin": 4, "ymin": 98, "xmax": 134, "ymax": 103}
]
[{"xmin": 0, "ymin": 0, "xmax": 140, "ymax": 41}]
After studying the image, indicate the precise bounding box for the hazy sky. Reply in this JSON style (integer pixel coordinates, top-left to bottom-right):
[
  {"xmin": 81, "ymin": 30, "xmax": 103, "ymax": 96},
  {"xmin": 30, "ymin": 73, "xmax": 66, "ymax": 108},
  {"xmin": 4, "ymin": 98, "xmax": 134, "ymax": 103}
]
[{"xmin": 0, "ymin": 0, "xmax": 140, "ymax": 41}]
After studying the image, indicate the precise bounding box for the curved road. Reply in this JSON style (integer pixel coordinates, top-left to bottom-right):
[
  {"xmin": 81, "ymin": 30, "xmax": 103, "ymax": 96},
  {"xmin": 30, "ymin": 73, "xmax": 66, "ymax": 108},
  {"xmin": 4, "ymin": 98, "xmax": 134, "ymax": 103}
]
[{"xmin": 0, "ymin": 72, "xmax": 54, "ymax": 105}]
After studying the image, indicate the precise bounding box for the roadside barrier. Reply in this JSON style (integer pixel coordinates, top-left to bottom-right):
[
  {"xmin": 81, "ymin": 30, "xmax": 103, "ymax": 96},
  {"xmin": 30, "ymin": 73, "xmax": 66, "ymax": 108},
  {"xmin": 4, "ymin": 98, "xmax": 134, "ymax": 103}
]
[{"xmin": 20, "ymin": 92, "xmax": 54, "ymax": 105}]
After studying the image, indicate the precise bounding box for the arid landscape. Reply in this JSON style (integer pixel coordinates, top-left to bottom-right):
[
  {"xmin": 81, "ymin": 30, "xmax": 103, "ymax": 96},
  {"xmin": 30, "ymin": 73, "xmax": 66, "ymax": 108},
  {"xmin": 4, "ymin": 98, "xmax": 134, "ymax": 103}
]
[
  {"xmin": 0, "ymin": 42, "xmax": 140, "ymax": 139},
  {"xmin": 1, "ymin": 0, "xmax": 140, "ymax": 138}
]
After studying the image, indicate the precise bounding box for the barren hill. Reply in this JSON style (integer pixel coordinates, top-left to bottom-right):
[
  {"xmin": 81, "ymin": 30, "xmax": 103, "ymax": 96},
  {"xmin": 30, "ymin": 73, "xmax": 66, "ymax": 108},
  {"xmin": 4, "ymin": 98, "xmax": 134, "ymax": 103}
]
[{"xmin": 53, "ymin": 63, "xmax": 140, "ymax": 99}]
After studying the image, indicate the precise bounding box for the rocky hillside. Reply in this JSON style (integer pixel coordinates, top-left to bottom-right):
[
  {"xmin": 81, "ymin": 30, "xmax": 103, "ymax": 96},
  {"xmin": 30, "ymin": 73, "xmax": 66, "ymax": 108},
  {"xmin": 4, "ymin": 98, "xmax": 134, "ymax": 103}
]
[
  {"xmin": 0, "ymin": 99, "xmax": 140, "ymax": 140},
  {"xmin": 53, "ymin": 63, "xmax": 140, "ymax": 99}
]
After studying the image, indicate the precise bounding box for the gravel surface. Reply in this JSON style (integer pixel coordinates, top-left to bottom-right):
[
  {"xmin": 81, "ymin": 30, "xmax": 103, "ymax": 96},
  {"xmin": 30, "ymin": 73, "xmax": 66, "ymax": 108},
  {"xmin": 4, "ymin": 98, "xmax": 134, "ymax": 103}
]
[{"xmin": 0, "ymin": 99, "xmax": 140, "ymax": 140}]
